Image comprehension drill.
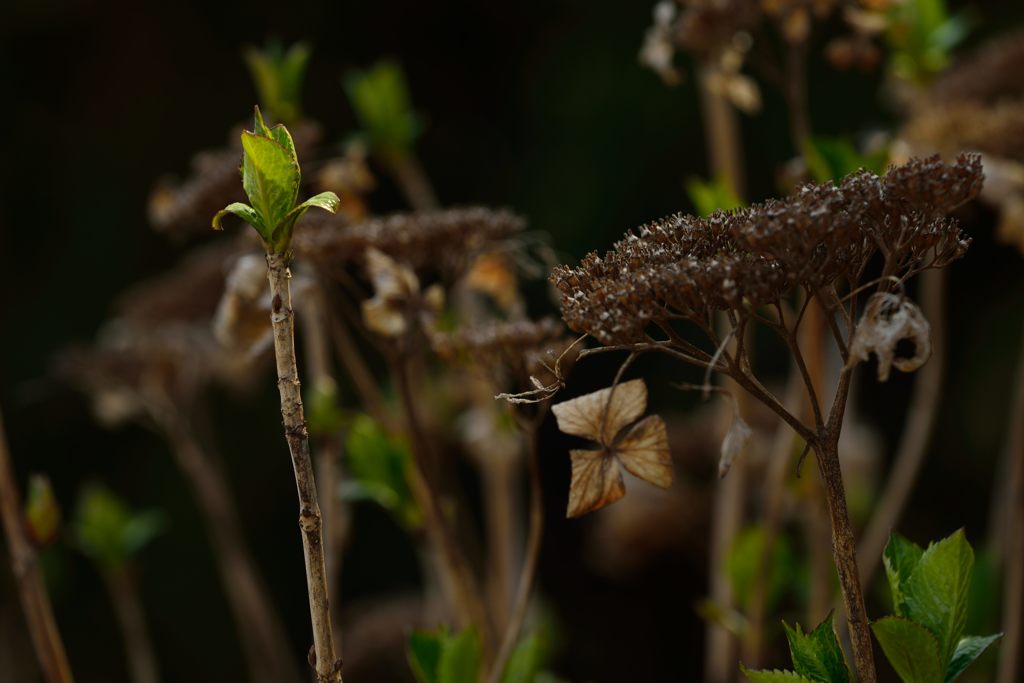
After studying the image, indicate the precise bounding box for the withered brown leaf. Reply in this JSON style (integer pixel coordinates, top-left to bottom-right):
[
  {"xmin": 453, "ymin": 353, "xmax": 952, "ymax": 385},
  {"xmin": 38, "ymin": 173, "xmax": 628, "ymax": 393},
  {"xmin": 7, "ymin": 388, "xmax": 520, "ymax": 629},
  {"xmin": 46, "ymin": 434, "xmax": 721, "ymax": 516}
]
[{"xmin": 553, "ymin": 379, "xmax": 673, "ymax": 518}]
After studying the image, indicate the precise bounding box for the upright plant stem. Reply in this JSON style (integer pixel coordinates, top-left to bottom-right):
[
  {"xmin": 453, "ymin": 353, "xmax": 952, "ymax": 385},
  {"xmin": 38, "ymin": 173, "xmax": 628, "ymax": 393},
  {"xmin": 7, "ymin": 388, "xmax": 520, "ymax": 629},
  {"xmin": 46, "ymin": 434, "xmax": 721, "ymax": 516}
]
[
  {"xmin": 997, "ymin": 326, "xmax": 1024, "ymax": 683},
  {"xmin": 389, "ymin": 153, "xmax": 440, "ymax": 212},
  {"xmin": 393, "ymin": 358, "xmax": 493, "ymax": 648},
  {"xmin": 0, "ymin": 411, "xmax": 74, "ymax": 683},
  {"xmin": 697, "ymin": 63, "xmax": 746, "ymax": 198},
  {"xmin": 266, "ymin": 252, "xmax": 342, "ymax": 683},
  {"xmin": 858, "ymin": 268, "xmax": 946, "ymax": 587},
  {"xmin": 104, "ymin": 570, "xmax": 160, "ymax": 683},
  {"xmin": 489, "ymin": 424, "xmax": 545, "ymax": 683},
  {"xmin": 165, "ymin": 419, "xmax": 299, "ymax": 683},
  {"xmin": 482, "ymin": 455, "xmax": 519, "ymax": 630},
  {"xmin": 820, "ymin": 371, "xmax": 877, "ymax": 683}
]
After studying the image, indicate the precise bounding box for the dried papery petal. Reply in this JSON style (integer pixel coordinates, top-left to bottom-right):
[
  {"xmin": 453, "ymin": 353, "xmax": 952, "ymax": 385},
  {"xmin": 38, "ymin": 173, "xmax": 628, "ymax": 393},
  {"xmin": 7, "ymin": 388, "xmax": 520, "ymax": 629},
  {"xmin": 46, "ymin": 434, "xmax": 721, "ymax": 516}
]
[
  {"xmin": 214, "ymin": 253, "xmax": 273, "ymax": 358},
  {"xmin": 551, "ymin": 378, "xmax": 647, "ymax": 444},
  {"xmin": 718, "ymin": 412, "xmax": 752, "ymax": 478},
  {"xmin": 847, "ymin": 292, "xmax": 931, "ymax": 382},
  {"xmin": 567, "ymin": 449, "xmax": 626, "ymax": 518},
  {"xmin": 615, "ymin": 414, "xmax": 673, "ymax": 487}
]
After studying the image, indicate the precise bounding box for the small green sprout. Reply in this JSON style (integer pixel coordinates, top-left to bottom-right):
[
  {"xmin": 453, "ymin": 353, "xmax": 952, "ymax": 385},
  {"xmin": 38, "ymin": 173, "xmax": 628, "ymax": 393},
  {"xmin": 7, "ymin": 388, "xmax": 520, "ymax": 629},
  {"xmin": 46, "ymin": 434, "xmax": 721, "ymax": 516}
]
[
  {"xmin": 685, "ymin": 175, "xmax": 745, "ymax": 217},
  {"xmin": 25, "ymin": 474, "xmax": 61, "ymax": 546},
  {"xmin": 885, "ymin": 0, "xmax": 972, "ymax": 85},
  {"xmin": 213, "ymin": 106, "xmax": 339, "ymax": 254},
  {"xmin": 407, "ymin": 626, "xmax": 481, "ymax": 683},
  {"xmin": 741, "ymin": 611, "xmax": 852, "ymax": 683},
  {"xmin": 344, "ymin": 61, "xmax": 423, "ymax": 164},
  {"xmin": 802, "ymin": 137, "xmax": 890, "ymax": 184},
  {"xmin": 73, "ymin": 484, "xmax": 164, "ymax": 575},
  {"xmin": 244, "ymin": 41, "xmax": 311, "ymax": 125}
]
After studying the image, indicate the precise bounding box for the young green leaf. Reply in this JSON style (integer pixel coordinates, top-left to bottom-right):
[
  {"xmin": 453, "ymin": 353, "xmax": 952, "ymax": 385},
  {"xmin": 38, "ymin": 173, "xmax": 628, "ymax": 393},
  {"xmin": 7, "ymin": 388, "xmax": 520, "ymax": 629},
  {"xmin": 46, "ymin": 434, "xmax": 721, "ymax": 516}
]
[
  {"xmin": 902, "ymin": 529, "xmax": 973, "ymax": 666},
  {"xmin": 342, "ymin": 414, "xmax": 420, "ymax": 529},
  {"xmin": 802, "ymin": 137, "xmax": 890, "ymax": 184},
  {"xmin": 408, "ymin": 631, "xmax": 443, "ymax": 683},
  {"xmin": 212, "ymin": 202, "xmax": 264, "ymax": 232},
  {"xmin": 726, "ymin": 526, "xmax": 797, "ymax": 612},
  {"xmin": 73, "ymin": 484, "xmax": 164, "ymax": 574},
  {"xmin": 344, "ymin": 61, "xmax": 422, "ymax": 162},
  {"xmin": 407, "ymin": 627, "xmax": 480, "ymax": 683},
  {"xmin": 501, "ymin": 632, "xmax": 546, "ymax": 683},
  {"xmin": 437, "ymin": 628, "xmax": 480, "ymax": 683},
  {"xmin": 739, "ymin": 666, "xmax": 815, "ymax": 683},
  {"xmin": 884, "ymin": 532, "xmax": 925, "ymax": 615},
  {"xmin": 685, "ymin": 176, "xmax": 744, "ymax": 217},
  {"xmin": 244, "ymin": 41, "xmax": 310, "ymax": 125},
  {"xmin": 25, "ymin": 475, "xmax": 61, "ymax": 545},
  {"xmin": 240, "ymin": 130, "xmax": 299, "ymax": 235},
  {"xmin": 944, "ymin": 633, "xmax": 1001, "ymax": 682},
  {"xmin": 871, "ymin": 616, "xmax": 944, "ymax": 683},
  {"xmin": 783, "ymin": 612, "xmax": 852, "ymax": 683}
]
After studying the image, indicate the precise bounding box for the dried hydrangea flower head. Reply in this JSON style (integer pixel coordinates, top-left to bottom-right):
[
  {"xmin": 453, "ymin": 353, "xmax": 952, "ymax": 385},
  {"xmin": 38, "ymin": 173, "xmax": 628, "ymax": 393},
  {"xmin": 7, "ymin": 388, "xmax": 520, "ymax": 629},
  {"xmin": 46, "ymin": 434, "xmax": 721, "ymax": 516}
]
[
  {"xmin": 293, "ymin": 207, "xmax": 525, "ymax": 280},
  {"xmin": 553, "ymin": 155, "xmax": 980, "ymax": 347},
  {"xmin": 551, "ymin": 379, "xmax": 672, "ymax": 517},
  {"xmin": 846, "ymin": 292, "xmax": 930, "ymax": 382},
  {"xmin": 361, "ymin": 248, "xmax": 444, "ymax": 339}
]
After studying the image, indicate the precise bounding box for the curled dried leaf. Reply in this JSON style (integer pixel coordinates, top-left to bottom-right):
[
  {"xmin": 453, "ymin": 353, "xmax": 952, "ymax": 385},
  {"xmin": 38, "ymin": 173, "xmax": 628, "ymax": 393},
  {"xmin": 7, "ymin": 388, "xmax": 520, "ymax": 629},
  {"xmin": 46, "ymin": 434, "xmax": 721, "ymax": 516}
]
[
  {"xmin": 719, "ymin": 411, "xmax": 752, "ymax": 479},
  {"xmin": 552, "ymin": 379, "xmax": 673, "ymax": 517},
  {"xmin": 361, "ymin": 248, "xmax": 442, "ymax": 337},
  {"xmin": 847, "ymin": 292, "xmax": 931, "ymax": 382}
]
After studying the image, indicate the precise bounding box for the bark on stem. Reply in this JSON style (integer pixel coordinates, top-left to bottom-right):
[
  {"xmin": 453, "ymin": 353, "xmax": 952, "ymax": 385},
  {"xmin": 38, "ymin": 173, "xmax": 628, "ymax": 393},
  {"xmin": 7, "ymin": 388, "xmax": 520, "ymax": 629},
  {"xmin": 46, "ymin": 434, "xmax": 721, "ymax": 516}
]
[
  {"xmin": 488, "ymin": 426, "xmax": 544, "ymax": 683},
  {"xmin": 104, "ymin": 570, "xmax": 160, "ymax": 683},
  {"xmin": 266, "ymin": 252, "xmax": 342, "ymax": 683},
  {"xmin": 0, "ymin": 411, "xmax": 74, "ymax": 683}
]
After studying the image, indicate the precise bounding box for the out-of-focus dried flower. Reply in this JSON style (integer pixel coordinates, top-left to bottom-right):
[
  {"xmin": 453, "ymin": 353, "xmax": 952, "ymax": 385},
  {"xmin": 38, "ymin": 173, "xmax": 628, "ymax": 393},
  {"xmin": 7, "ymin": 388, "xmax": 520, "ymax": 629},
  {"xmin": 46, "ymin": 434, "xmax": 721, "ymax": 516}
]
[
  {"xmin": 552, "ymin": 155, "xmax": 980, "ymax": 346},
  {"xmin": 552, "ymin": 379, "xmax": 672, "ymax": 517},
  {"xmin": 361, "ymin": 248, "xmax": 443, "ymax": 338},
  {"xmin": 846, "ymin": 292, "xmax": 931, "ymax": 382},
  {"xmin": 315, "ymin": 141, "xmax": 376, "ymax": 223},
  {"xmin": 294, "ymin": 207, "xmax": 525, "ymax": 280},
  {"xmin": 464, "ymin": 253, "xmax": 520, "ymax": 313},
  {"xmin": 718, "ymin": 410, "xmax": 752, "ymax": 478},
  {"xmin": 640, "ymin": 1, "xmax": 683, "ymax": 85},
  {"xmin": 213, "ymin": 254, "xmax": 274, "ymax": 358},
  {"xmin": 926, "ymin": 29, "xmax": 1024, "ymax": 107},
  {"xmin": 148, "ymin": 122, "xmax": 322, "ymax": 236}
]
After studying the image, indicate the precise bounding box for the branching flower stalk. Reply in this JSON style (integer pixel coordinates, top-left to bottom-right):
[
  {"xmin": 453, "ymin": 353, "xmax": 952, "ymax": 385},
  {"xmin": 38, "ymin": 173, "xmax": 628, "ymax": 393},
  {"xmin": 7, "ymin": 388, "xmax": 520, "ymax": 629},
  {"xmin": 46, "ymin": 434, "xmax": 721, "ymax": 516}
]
[
  {"xmin": 214, "ymin": 107, "xmax": 343, "ymax": 683},
  {"xmin": 0, "ymin": 410, "xmax": 74, "ymax": 683},
  {"xmin": 551, "ymin": 155, "xmax": 983, "ymax": 683}
]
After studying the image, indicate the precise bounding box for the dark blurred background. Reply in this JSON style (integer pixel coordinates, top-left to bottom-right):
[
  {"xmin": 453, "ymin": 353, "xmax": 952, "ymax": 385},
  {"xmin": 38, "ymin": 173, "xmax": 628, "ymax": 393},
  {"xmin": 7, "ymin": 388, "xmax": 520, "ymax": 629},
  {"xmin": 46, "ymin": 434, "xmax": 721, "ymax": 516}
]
[{"xmin": 2, "ymin": 1, "xmax": 1023, "ymax": 681}]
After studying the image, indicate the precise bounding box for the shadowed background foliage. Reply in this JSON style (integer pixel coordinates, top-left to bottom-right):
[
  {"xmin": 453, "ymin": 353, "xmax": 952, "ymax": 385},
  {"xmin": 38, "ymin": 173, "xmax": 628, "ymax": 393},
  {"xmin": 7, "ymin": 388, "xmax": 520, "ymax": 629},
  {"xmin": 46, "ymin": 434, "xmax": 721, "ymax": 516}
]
[{"xmin": 1, "ymin": 0, "xmax": 1023, "ymax": 681}]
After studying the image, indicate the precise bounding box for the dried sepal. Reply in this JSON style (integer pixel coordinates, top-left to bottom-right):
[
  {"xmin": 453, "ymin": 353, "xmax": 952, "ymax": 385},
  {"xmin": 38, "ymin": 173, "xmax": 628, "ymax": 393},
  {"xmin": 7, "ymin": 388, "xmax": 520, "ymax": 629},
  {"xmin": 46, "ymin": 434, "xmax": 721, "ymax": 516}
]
[
  {"xmin": 846, "ymin": 292, "xmax": 931, "ymax": 382},
  {"xmin": 719, "ymin": 411, "xmax": 752, "ymax": 479},
  {"xmin": 552, "ymin": 379, "xmax": 673, "ymax": 517}
]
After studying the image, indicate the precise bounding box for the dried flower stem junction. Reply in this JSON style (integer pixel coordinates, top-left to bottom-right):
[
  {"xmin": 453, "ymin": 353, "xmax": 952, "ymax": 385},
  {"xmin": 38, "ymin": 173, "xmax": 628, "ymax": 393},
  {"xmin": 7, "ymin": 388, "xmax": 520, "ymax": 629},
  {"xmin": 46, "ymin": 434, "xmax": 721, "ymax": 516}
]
[{"xmin": 552, "ymin": 155, "xmax": 983, "ymax": 683}]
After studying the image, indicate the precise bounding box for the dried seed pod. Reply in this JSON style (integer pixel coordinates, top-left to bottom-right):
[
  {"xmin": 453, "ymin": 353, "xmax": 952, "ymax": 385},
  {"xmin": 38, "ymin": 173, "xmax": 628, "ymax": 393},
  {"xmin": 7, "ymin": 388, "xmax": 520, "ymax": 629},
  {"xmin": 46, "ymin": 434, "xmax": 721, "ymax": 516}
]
[
  {"xmin": 846, "ymin": 292, "xmax": 931, "ymax": 382},
  {"xmin": 552, "ymin": 379, "xmax": 673, "ymax": 517}
]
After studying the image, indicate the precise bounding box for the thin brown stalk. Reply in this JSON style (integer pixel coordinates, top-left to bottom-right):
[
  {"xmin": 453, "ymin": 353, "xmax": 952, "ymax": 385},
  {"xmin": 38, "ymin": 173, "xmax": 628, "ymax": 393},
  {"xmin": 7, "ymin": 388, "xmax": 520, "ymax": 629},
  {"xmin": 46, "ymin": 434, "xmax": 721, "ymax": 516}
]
[
  {"xmin": 104, "ymin": 569, "xmax": 160, "ymax": 683},
  {"xmin": 482, "ymin": 455, "xmax": 520, "ymax": 631},
  {"xmin": 858, "ymin": 268, "xmax": 946, "ymax": 587},
  {"xmin": 488, "ymin": 423, "xmax": 545, "ymax": 683},
  {"xmin": 164, "ymin": 418, "xmax": 301, "ymax": 683},
  {"xmin": 697, "ymin": 63, "xmax": 746, "ymax": 198},
  {"xmin": 389, "ymin": 153, "xmax": 440, "ymax": 211},
  {"xmin": 0, "ymin": 410, "xmax": 74, "ymax": 683},
  {"xmin": 393, "ymin": 357, "xmax": 493, "ymax": 649},
  {"xmin": 997, "ymin": 325, "xmax": 1024, "ymax": 683},
  {"xmin": 266, "ymin": 252, "xmax": 342, "ymax": 683},
  {"xmin": 327, "ymin": 312, "xmax": 391, "ymax": 428},
  {"xmin": 784, "ymin": 42, "xmax": 811, "ymax": 150}
]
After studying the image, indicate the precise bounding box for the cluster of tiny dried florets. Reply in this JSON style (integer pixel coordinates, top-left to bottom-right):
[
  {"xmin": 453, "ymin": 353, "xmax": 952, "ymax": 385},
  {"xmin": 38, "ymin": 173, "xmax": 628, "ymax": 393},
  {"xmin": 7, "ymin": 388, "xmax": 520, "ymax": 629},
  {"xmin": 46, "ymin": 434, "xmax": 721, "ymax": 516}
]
[
  {"xmin": 148, "ymin": 122, "xmax": 322, "ymax": 236},
  {"xmin": 926, "ymin": 29, "xmax": 1024, "ymax": 107},
  {"xmin": 293, "ymin": 207, "xmax": 525, "ymax": 278},
  {"xmin": 433, "ymin": 317, "xmax": 570, "ymax": 385},
  {"xmin": 552, "ymin": 155, "xmax": 980, "ymax": 346}
]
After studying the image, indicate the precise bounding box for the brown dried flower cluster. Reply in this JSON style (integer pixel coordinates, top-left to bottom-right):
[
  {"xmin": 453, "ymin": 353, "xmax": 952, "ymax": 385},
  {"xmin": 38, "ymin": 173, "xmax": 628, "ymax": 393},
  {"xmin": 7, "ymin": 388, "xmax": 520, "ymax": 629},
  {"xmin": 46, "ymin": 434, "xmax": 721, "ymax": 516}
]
[
  {"xmin": 148, "ymin": 121, "xmax": 322, "ymax": 236},
  {"xmin": 552, "ymin": 155, "xmax": 980, "ymax": 345},
  {"xmin": 293, "ymin": 207, "xmax": 525, "ymax": 278},
  {"xmin": 926, "ymin": 29, "xmax": 1024, "ymax": 107}
]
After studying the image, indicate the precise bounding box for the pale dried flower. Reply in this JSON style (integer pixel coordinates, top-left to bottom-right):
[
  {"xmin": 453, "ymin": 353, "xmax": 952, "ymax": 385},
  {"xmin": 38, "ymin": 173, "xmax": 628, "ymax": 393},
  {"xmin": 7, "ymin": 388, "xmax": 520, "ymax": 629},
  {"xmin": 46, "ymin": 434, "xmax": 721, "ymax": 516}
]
[
  {"xmin": 551, "ymin": 379, "xmax": 672, "ymax": 517},
  {"xmin": 719, "ymin": 410, "xmax": 752, "ymax": 478},
  {"xmin": 846, "ymin": 292, "xmax": 931, "ymax": 382},
  {"xmin": 361, "ymin": 248, "xmax": 443, "ymax": 338}
]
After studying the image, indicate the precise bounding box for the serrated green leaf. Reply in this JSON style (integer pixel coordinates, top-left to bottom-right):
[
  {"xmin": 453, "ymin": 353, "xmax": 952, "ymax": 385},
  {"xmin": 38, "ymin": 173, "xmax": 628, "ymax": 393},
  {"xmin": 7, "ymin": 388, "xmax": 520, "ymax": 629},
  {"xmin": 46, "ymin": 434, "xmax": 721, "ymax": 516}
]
[
  {"xmin": 903, "ymin": 530, "xmax": 973, "ymax": 666},
  {"xmin": 872, "ymin": 616, "xmax": 945, "ymax": 683},
  {"xmin": 501, "ymin": 632, "xmax": 545, "ymax": 683},
  {"xmin": 739, "ymin": 665, "xmax": 816, "ymax": 682},
  {"xmin": 212, "ymin": 202, "xmax": 264, "ymax": 232},
  {"xmin": 270, "ymin": 190, "xmax": 339, "ymax": 253},
  {"xmin": 884, "ymin": 533, "xmax": 925, "ymax": 615},
  {"xmin": 408, "ymin": 631, "xmax": 442, "ymax": 683},
  {"xmin": 944, "ymin": 633, "xmax": 1001, "ymax": 682},
  {"xmin": 438, "ymin": 628, "xmax": 480, "ymax": 683},
  {"xmin": 783, "ymin": 612, "xmax": 852, "ymax": 683},
  {"xmin": 240, "ymin": 130, "xmax": 299, "ymax": 239}
]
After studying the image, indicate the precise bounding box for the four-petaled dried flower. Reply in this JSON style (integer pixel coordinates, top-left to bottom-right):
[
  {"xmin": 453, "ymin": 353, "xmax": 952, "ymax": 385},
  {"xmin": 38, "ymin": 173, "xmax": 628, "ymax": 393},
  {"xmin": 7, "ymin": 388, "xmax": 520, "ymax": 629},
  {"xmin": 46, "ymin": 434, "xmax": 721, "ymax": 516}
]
[
  {"xmin": 846, "ymin": 292, "xmax": 931, "ymax": 382},
  {"xmin": 552, "ymin": 379, "xmax": 672, "ymax": 518}
]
